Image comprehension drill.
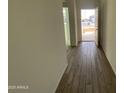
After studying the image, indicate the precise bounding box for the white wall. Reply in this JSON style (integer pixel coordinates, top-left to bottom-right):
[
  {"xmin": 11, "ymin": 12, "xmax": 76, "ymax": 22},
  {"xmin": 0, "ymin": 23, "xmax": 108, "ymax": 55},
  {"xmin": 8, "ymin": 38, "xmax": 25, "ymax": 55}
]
[
  {"xmin": 68, "ymin": 0, "xmax": 78, "ymax": 46},
  {"xmin": 9, "ymin": 0, "xmax": 67, "ymax": 93},
  {"xmin": 78, "ymin": 0, "xmax": 98, "ymax": 9},
  {"xmin": 74, "ymin": 0, "xmax": 78, "ymax": 45},
  {"xmin": 100, "ymin": 0, "xmax": 116, "ymax": 73}
]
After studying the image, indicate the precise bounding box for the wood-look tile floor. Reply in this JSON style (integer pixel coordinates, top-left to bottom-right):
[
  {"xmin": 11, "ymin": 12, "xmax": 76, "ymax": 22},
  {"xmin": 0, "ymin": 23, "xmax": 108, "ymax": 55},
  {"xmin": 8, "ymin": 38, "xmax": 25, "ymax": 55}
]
[{"xmin": 56, "ymin": 42, "xmax": 116, "ymax": 93}]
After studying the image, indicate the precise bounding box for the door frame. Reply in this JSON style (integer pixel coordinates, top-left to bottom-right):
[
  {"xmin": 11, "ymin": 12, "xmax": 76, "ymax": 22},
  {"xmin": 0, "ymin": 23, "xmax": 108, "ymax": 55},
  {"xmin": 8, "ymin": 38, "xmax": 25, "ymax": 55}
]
[
  {"xmin": 95, "ymin": 7, "xmax": 99, "ymax": 47},
  {"xmin": 80, "ymin": 8, "xmax": 100, "ymax": 47}
]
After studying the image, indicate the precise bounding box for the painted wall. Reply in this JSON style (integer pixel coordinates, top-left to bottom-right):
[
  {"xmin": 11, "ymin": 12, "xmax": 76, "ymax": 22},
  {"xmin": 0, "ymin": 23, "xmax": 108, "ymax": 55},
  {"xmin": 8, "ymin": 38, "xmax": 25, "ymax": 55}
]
[
  {"xmin": 74, "ymin": 0, "xmax": 78, "ymax": 45},
  {"xmin": 78, "ymin": 0, "xmax": 98, "ymax": 9},
  {"xmin": 100, "ymin": 0, "xmax": 116, "ymax": 73},
  {"xmin": 68, "ymin": 0, "xmax": 78, "ymax": 46},
  {"xmin": 8, "ymin": 0, "xmax": 67, "ymax": 93}
]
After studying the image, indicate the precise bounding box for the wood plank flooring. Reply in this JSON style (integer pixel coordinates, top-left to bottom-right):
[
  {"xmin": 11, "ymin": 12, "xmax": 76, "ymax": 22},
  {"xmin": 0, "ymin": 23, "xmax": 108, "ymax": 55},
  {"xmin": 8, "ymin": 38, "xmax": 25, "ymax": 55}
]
[{"xmin": 55, "ymin": 42, "xmax": 116, "ymax": 93}]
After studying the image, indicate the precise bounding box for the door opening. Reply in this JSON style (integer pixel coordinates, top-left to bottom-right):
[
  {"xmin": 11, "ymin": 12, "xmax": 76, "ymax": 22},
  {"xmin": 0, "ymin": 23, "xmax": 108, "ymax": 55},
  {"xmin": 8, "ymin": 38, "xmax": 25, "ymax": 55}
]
[
  {"xmin": 63, "ymin": 7, "xmax": 71, "ymax": 50},
  {"xmin": 80, "ymin": 9, "xmax": 99, "ymax": 45}
]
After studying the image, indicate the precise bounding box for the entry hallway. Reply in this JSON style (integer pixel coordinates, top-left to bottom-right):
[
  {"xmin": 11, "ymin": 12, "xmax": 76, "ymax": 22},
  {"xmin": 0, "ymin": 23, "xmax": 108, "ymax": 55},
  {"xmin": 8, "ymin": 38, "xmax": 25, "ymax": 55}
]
[{"xmin": 56, "ymin": 42, "xmax": 116, "ymax": 93}]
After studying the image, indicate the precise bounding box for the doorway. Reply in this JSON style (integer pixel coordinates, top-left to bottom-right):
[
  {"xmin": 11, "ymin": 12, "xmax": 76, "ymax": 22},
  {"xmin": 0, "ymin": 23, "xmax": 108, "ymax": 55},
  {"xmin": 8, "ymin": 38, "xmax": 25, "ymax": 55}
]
[
  {"xmin": 81, "ymin": 9, "xmax": 98, "ymax": 45},
  {"xmin": 63, "ymin": 7, "xmax": 71, "ymax": 50}
]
